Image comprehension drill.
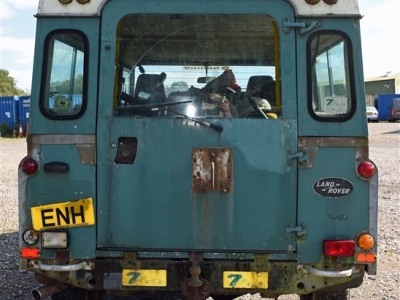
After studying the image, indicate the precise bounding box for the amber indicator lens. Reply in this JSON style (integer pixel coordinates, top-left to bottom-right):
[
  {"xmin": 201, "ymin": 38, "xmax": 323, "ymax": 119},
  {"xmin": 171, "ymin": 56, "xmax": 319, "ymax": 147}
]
[{"xmin": 357, "ymin": 234, "xmax": 375, "ymax": 250}]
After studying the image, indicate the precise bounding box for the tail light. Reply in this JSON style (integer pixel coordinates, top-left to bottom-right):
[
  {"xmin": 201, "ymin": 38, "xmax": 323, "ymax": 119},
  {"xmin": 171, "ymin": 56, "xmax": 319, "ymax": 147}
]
[
  {"xmin": 324, "ymin": 240, "xmax": 355, "ymax": 257},
  {"xmin": 21, "ymin": 158, "xmax": 38, "ymax": 174},
  {"xmin": 21, "ymin": 247, "xmax": 40, "ymax": 258},
  {"xmin": 358, "ymin": 161, "xmax": 376, "ymax": 178}
]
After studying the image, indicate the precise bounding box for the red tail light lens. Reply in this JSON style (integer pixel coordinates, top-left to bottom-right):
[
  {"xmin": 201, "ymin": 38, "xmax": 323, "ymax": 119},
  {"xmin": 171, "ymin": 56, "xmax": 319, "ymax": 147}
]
[
  {"xmin": 21, "ymin": 158, "xmax": 38, "ymax": 174},
  {"xmin": 358, "ymin": 161, "xmax": 376, "ymax": 178},
  {"xmin": 20, "ymin": 247, "xmax": 40, "ymax": 258},
  {"xmin": 324, "ymin": 240, "xmax": 355, "ymax": 257}
]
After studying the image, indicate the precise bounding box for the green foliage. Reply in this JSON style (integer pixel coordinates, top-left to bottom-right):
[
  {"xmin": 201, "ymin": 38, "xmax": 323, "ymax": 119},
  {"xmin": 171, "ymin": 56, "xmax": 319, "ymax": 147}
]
[
  {"xmin": 0, "ymin": 69, "xmax": 26, "ymax": 96},
  {"xmin": 50, "ymin": 74, "xmax": 83, "ymax": 94},
  {"xmin": 0, "ymin": 122, "xmax": 12, "ymax": 138},
  {"xmin": 0, "ymin": 122, "xmax": 20, "ymax": 138}
]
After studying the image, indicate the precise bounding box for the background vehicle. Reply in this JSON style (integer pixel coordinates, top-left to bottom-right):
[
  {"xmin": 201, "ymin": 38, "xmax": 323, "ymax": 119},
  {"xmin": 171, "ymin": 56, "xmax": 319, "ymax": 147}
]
[
  {"xmin": 366, "ymin": 106, "xmax": 379, "ymax": 122},
  {"xmin": 18, "ymin": 1, "xmax": 378, "ymax": 300},
  {"xmin": 388, "ymin": 98, "xmax": 400, "ymax": 122}
]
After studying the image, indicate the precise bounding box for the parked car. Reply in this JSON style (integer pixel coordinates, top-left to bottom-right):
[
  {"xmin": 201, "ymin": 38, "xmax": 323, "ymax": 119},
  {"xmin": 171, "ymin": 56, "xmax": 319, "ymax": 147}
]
[
  {"xmin": 388, "ymin": 98, "xmax": 400, "ymax": 122},
  {"xmin": 366, "ymin": 106, "xmax": 379, "ymax": 122}
]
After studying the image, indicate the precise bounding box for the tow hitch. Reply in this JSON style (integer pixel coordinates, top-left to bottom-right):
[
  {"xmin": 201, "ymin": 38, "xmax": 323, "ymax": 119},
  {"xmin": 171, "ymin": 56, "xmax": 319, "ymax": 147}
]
[{"xmin": 181, "ymin": 255, "xmax": 211, "ymax": 300}]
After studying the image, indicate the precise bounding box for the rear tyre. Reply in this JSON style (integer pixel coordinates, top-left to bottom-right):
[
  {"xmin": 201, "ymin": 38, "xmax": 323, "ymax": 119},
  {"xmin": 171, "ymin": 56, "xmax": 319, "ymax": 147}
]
[
  {"xmin": 300, "ymin": 289, "xmax": 350, "ymax": 300},
  {"xmin": 51, "ymin": 287, "xmax": 105, "ymax": 300}
]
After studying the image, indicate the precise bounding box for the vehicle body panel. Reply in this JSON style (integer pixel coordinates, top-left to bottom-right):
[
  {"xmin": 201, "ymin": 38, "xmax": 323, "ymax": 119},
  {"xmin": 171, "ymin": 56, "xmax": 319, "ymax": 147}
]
[{"xmin": 18, "ymin": 0, "xmax": 378, "ymax": 298}]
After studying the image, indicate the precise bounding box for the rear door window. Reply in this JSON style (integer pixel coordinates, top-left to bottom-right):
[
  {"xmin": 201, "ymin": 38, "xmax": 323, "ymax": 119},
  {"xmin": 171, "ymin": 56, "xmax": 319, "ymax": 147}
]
[{"xmin": 113, "ymin": 14, "xmax": 280, "ymax": 120}]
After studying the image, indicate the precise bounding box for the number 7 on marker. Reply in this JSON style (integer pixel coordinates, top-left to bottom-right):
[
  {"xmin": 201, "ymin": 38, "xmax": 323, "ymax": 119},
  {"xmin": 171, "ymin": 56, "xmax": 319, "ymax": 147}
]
[
  {"xmin": 227, "ymin": 274, "xmax": 242, "ymax": 286},
  {"xmin": 127, "ymin": 272, "xmax": 141, "ymax": 284}
]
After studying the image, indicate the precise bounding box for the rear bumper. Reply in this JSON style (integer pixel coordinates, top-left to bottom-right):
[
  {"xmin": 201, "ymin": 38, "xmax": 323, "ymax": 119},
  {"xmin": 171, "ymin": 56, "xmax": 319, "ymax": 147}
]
[{"xmin": 28, "ymin": 255, "xmax": 366, "ymax": 298}]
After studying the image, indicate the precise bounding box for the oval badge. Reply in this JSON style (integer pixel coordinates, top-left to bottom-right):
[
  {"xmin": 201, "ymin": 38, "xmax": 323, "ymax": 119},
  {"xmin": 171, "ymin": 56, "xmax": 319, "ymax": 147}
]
[{"xmin": 313, "ymin": 177, "xmax": 353, "ymax": 198}]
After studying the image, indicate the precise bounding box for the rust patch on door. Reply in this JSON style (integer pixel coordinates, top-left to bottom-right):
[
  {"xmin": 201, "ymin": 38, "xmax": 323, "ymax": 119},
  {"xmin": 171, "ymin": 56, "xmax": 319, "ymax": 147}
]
[{"xmin": 192, "ymin": 148, "xmax": 232, "ymax": 194}]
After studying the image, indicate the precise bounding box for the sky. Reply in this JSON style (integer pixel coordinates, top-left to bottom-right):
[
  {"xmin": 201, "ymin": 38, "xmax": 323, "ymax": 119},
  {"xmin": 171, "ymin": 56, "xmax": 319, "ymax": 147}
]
[{"xmin": 0, "ymin": 0, "xmax": 399, "ymax": 92}]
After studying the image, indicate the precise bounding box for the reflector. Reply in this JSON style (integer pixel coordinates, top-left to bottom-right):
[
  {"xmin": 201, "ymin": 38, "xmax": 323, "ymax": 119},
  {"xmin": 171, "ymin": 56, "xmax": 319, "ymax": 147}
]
[
  {"xmin": 21, "ymin": 247, "xmax": 40, "ymax": 258},
  {"xmin": 356, "ymin": 252, "xmax": 376, "ymax": 263},
  {"xmin": 358, "ymin": 161, "xmax": 376, "ymax": 178},
  {"xmin": 324, "ymin": 240, "xmax": 355, "ymax": 257},
  {"xmin": 21, "ymin": 158, "xmax": 38, "ymax": 174}
]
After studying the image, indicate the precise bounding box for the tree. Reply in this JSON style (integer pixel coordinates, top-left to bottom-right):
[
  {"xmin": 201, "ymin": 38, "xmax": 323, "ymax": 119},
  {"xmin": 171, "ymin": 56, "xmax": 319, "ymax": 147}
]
[
  {"xmin": 50, "ymin": 74, "xmax": 83, "ymax": 94},
  {"xmin": 0, "ymin": 69, "xmax": 26, "ymax": 96}
]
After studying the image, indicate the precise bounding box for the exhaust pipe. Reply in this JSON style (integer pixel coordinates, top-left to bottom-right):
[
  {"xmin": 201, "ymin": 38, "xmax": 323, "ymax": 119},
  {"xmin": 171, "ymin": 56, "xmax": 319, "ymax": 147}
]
[{"xmin": 32, "ymin": 283, "xmax": 66, "ymax": 300}]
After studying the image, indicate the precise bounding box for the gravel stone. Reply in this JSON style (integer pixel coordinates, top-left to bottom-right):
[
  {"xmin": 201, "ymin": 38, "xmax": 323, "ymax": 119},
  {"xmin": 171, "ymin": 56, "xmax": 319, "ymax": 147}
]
[{"xmin": 0, "ymin": 123, "xmax": 399, "ymax": 299}]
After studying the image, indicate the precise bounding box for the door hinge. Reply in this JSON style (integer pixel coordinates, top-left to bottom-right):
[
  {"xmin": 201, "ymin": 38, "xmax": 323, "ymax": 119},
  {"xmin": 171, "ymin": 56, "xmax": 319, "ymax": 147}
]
[
  {"xmin": 283, "ymin": 19, "xmax": 320, "ymax": 34},
  {"xmin": 286, "ymin": 224, "xmax": 307, "ymax": 238},
  {"xmin": 286, "ymin": 150, "xmax": 308, "ymax": 167}
]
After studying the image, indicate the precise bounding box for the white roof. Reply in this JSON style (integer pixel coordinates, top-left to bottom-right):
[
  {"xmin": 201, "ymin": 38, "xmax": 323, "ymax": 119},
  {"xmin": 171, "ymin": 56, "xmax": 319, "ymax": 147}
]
[{"xmin": 37, "ymin": 0, "xmax": 360, "ymax": 17}]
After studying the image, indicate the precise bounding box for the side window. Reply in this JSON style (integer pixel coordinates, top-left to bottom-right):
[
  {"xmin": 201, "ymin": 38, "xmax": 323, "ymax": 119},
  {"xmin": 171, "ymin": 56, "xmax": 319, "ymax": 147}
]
[
  {"xmin": 308, "ymin": 32, "xmax": 355, "ymax": 121},
  {"xmin": 40, "ymin": 31, "xmax": 87, "ymax": 119}
]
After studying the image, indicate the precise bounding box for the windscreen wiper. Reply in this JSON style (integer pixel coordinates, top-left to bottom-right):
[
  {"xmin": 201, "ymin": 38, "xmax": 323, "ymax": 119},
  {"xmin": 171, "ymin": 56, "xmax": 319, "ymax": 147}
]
[
  {"xmin": 117, "ymin": 100, "xmax": 192, "ymax": 112},
  {"xmin": 166, "ymin": 108, "xmax": 223, "ymax": 133},
  {"xmin": 117, "ymin": 101, "xmax": 223, "ymax": 133}
]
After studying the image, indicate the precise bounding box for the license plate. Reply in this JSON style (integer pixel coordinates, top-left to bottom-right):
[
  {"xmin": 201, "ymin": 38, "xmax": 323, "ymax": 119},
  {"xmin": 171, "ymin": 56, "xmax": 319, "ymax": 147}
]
[
  {"xmin": 122, "ymin": 269, "xmax": 167, "ymax": 286},
  {"xmin": 31, "ymin": 197, "xmax": 95, "ymax": 230},
  {"xmin": 223, "ymin": 271, "xmax": 268, "ymax": 289}
]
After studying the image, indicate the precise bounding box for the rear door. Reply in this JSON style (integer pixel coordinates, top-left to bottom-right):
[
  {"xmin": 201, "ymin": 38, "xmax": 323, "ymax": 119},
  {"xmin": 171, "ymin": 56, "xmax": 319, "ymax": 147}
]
[{"xmin": 96, "ymin": 0, "xmax": 298, "ymax": 252}]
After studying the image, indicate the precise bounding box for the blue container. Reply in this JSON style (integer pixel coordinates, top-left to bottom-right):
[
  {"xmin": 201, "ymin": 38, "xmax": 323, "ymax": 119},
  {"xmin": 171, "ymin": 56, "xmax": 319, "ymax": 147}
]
[
  {"xmin": 0, "ymin": 96, "xmax": 19, "ymax": 129},
  {"xmin": 18, "ymin": 95, "xmax": 31, "ymax": 129},
  {"xmin": 375, "ymin": 94, "xmax": 400, "ymax": 121}
]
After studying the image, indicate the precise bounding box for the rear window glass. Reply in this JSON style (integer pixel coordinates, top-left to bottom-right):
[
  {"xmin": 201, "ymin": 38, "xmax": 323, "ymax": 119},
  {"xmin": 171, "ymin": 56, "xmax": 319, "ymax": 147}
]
[
  {"xmin": 307, "ymin": 32, "xmax": 355, "ymax": 121},
  {"xmin": 113, "ymin": 14, "xmax": 281, "ymax": 120},
  {"xmin": 40, "ymin": 30, "xmax": 88, "ymax": 119},
  {"xmin": 392, "ymin": 99, "xmax": 400, "ymax": 109}
]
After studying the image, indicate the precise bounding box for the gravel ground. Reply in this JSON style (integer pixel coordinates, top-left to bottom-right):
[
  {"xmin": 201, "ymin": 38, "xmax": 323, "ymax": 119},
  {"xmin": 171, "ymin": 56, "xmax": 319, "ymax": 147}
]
[{"xmin": 0, "ymin": 123, "xmax": 399, "ymax": 300}]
